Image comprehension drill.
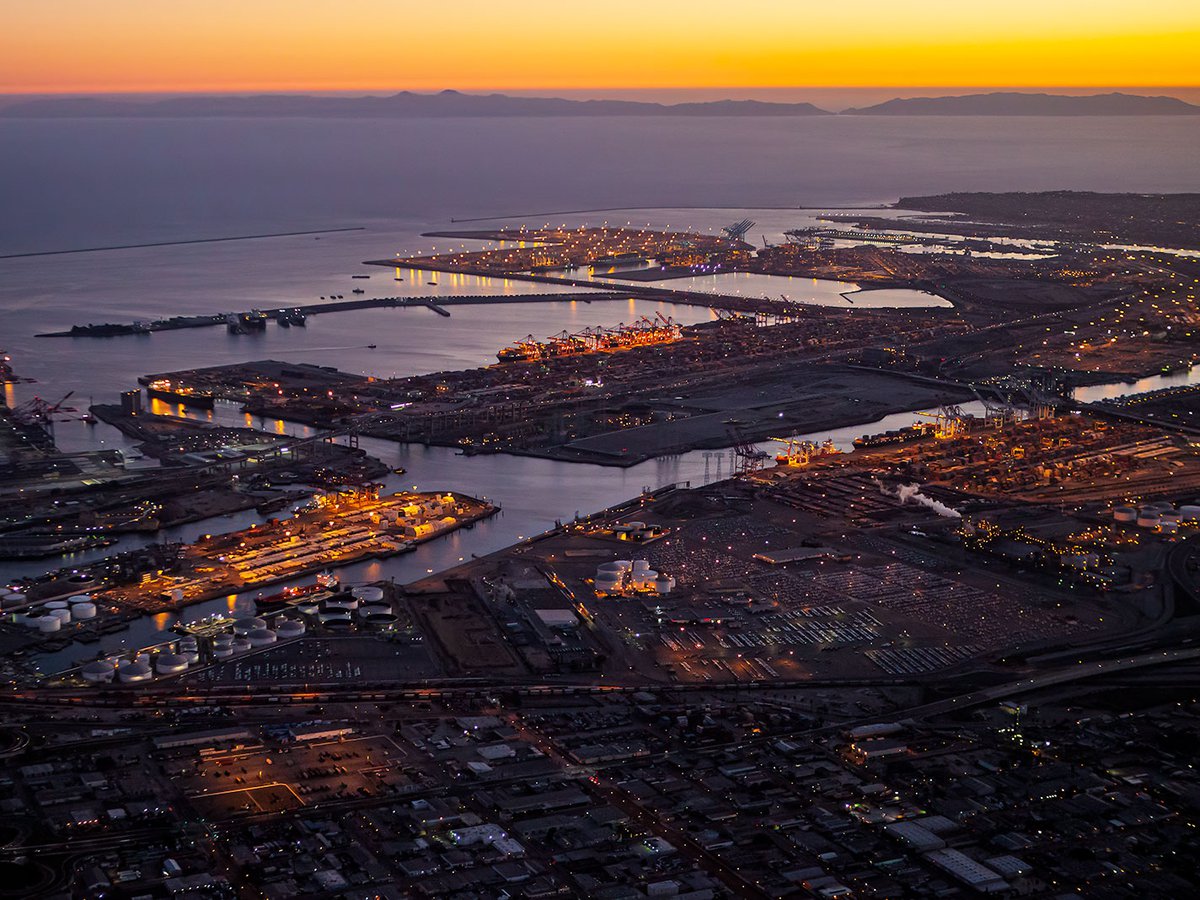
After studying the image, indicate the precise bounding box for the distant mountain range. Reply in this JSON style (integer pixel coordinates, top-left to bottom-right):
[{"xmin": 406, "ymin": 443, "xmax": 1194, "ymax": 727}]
[
  {"xmin": 2, "ymin": 90, "xmax": 1197, "ymax": 119},
  {"xmin": 0, "ymin": 90, "xmax": 829, "ymax": 118},
  {"xmin": 844, "ymin": 91, "xmax": 1200, "ymax": 116}
]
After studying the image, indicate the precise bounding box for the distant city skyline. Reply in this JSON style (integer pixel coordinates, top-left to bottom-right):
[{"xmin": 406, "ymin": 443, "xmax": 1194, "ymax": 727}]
[{"xmin": 2, "ymin": 0, "xmax": 1197, "ymax": 94}]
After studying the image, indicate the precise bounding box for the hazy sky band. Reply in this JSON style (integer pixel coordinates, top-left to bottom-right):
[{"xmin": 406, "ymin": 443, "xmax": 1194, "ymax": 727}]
[{"xmin": 1, "ymin": 0, "xmax": 1198, "ymax": 93}]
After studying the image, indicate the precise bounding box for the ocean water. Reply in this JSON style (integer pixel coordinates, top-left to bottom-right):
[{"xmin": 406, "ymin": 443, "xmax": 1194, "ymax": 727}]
[{"xmin": 2, "ymin": 115, "xmax": 1198, "ymax": 255}]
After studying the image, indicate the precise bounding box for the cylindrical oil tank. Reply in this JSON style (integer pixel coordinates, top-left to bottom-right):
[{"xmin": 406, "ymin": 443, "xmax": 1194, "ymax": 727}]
[
  {"xmin": 275, "ymin": 619, "xmax": 305, "ymax": 639},
  {"xmin": 247, "ymin": 628, "xmax": 277, "ymax": 647},
  {"xmin": 324, "ymin": 595, "xmax": 360, "ymax": 610},
  {"xmin": 655, "ymin": 575, "xmax": 674, "ymax": 594},
  {"xmin": 233, "ymin": 616, "xmax": 266, "ymax": 635},
  {"xmin": 213, "ymin": 645, "xmax": 234, "ymax": 659},
  {"xmin": 1112, "ymin": 507, "xmax": 1137, "ymax": 523},
  {"xmin": 231, "ymin": 638, "xmax": 252, "ymax": 654},
  {"xmin": 81, "ymin": 660, "xmax": 116, "ymax": 684},
  {"xmin": 45, "ymin": 600, "xmax": 69, "ymax": 612},
  {"xmin": 351, "ymin": 585, "xmax": 384, "ymax": 603},
  {"xmin": 595, "ymin": 574, "xmax": 623, "ymax": 592},
  {"xmin": 67, "ymin": 594, "xmax": 92, "ymax": 606},
  {"xmin": 1179, "ymin": 504, "xmax": 1200, "ymax": 522},
  {"xmin": 155, "ymin": 653, "xmax": 189, "ymax": 675},
  {"xmin": 71, "ymin": 602, "xmax": 98, "ymax": 620},
  {"xmin": 365, "ymin": 612, "xmax": 398, "ymax": 627},
  {"xmin": 318, "ymin": 609, "xmax": 352, "ymax": 624},
  {"xmin": 358, "ymin": 603, "xmax": 390, "ymax": 618},
  {"xmin": 118, "ymin": 660, "xmax": 153, "ymax": 683},
  {"xmin": 38, "ymin": 615, "xmax": 62, "ymax": 633},
  {"xmin": 1136, "ymin": 511, "xmax": 1161, "ymax": 528},
  {"xmin": 296, "ymin": 601, "xmax": 320, "ymax": 616},
  {"xmin": 49, "ymin": 608, "xmax": 73, "ymax": 624}
]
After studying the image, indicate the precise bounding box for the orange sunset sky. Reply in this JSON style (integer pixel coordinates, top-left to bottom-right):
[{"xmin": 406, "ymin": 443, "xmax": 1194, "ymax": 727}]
[{"xmin": 1, "ymin": 0, "xmax": 1197, "ymax": 94}]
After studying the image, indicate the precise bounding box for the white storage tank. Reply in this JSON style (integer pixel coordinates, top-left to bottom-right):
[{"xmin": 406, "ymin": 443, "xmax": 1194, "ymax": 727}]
[
  {"xmin": 358, "ymin": 603, "xmax": 391, "ymax": 618},
  {"xmin": 1112, "ymin": 506, "xmax": 1137, "ymax": 523},
  {"xmin": 655, "ymin": 575, "xmax": 675, "ymax": 594},
  {"xmin": 38, "ymin": 615, "xmax": 62, "ymax": 633},
  {"xmin": 155, "ymin": 653, "xmax": 189, "ymax": 675},
  {"xmin": 1136, "ymin": 511, "xmax": 1161, "ymax": 529},
  {"xmin": 68, "ymin": 594, "xmax": 92, "ymax": 606},
  {"xmin": 1160, "ymin": 512, "xmax": 1182, "ymax": 527},
  {"xmin": 247, "ymin": 628, "xmax": 277, "ymax": 647},
  {"xmin": 275, "ymin": 619, "xmax": 305, "ymax": 639},
  {"xmin": 351, "ymin": 585, "xmax": 384, "ymax": 603},
  {"xmin": 71, "ymin": 602, "xmax": 98, "ymax": 620},
  {"xmin": 1161, "ymin": 521, "xmax": 1180, "ymax": 535},
  {"xmin": 45, "ymin": 600, "xmax": 69, "ymax": 613},
  {"xmin": 213, "ymin": 645, "xmax": 234, "ymax": 659},
  {"xmin": 1179, "ymin": 504, "xmax": 1200, "ymax": 523},
  {"xmin": 324, "ymin": 595, "xmax": 360, "ymax": 610},
  {"xmin": 296, "ymin": 601, "xmax": 320, "ymax": 616},
  {"xmin": 118, "ymin": 659, "xmax": 153, "ymax": 683},
  {"xmin": 318, "ymin": 609, "xmax": 352, "ymax": 624},
  {"xmin": 1, "ymin": 592, "xmax": 25, "ymax": 611},
  {"xmin": 231, "ymin": 638, "xmax": 252, "ymax": 654},
  {"xmin": 81, "ymin": 660, "xmax": 116, "ymax": 684},
  {"xmin": 233, "ymin": 616, "xmax": 266, "ymax": 635},
  {"xmin": 50, "ymin": 607, "xmax": 73, "ymax": 624}
]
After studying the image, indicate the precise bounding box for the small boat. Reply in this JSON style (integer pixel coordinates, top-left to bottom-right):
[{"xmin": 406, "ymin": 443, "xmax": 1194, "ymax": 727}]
[
  {"xmin": 367, "ymin": 344, "xmax": 378, "ymax": 349},
  {"xmin": 352, "ymin": 288, "xmax": 365, "ymax": 294},
  {"xmin": 393, "ymin": 467, "xmax": 406, "ymax": 475},
  {"xmin": 427, "ymin": 281, "xmax": 438, "ymax": 286}
]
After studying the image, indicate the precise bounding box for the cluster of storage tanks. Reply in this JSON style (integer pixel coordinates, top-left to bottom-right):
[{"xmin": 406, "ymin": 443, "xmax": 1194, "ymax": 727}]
[
  {"xmin": 612, "ymin": 521, "xmax": 665, "ymax": 542},
  {"xmin": 306, "ymin": 585, "xmax": 398, "ymax": 628},
  {"xmin": 1111, "ymin": 501, "xmax": 1200, "ymax": 535},
  {"xmin": 12, "ymin": 594, "xmax": 99, "ymax": 633},
  {"xmin": 594, "ymin": 560, "xmax": 676, "ymax": 596},
  {"xmin": 74, "ymin": 581, "xmax": 394, "ymax": 686},
  {"xmin": 79, "ymin": 615, "xmax": 310, "ymax": 685}
]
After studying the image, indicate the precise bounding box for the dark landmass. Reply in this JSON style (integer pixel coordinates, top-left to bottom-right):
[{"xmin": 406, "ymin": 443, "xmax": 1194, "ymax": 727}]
[
  {"xmin": 0, "ymin": 89, "xmax": 830, "ymax": 119},
  {"xmin": 9, "ymin": 89, "xmax": 1199, "ymax": 120},
  {"xmin": 890, "ymin": 191, "xmax": 1200, "ymax": 249},
  {"xmin": 844, "ymin": 91, "xmax": 1200, "ymax": 115}
]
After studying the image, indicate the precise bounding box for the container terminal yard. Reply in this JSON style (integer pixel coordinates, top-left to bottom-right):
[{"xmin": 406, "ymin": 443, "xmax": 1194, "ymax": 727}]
[{"xmin": 2, "ymin": 193, "xmax": 1200, "ymax": 898}]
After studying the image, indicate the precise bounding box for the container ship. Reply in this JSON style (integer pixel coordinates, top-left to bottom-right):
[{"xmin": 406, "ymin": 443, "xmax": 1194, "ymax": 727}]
[
  {"xmin": 144, "ymin": 379, "xmax": 216, "ymax": 409},
  {"xmin": 589, "ymin": 251, "xmax": 646, "ymax": 269},
  {"xmin": 852, "ymin": 421, "xmax": 938, "ymax": 450},
  {"xmin": 497, "ymin": 315, "xmax": 682, "ymax": 364}
]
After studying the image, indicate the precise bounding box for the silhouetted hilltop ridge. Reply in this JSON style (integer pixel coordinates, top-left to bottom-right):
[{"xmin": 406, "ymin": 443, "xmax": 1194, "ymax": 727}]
[
  {"xmin": 0, "ymin": 90, "xmax": 831, "ymax": 118},
  {"xmin": 844, "ymin": 91, "xmax": 1200, "ymax": 115}
]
